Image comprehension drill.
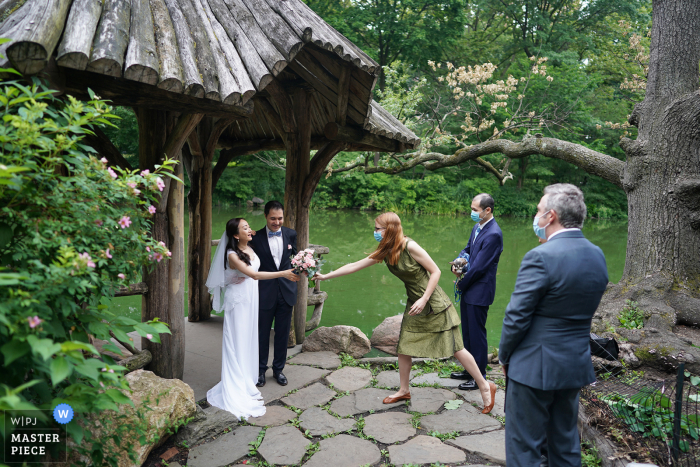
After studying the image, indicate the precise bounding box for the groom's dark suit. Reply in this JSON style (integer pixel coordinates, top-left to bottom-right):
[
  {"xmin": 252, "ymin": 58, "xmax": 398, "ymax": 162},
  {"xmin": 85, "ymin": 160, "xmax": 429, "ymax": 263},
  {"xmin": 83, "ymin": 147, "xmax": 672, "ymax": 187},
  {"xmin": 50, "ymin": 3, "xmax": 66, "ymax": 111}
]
[
  {"xmin": 250, "ymin": 226, "xmax": 297, "ymax": 375},
  {"xmin": 499, "ymin": 230, "xmax": 608, "ymax": 467}
]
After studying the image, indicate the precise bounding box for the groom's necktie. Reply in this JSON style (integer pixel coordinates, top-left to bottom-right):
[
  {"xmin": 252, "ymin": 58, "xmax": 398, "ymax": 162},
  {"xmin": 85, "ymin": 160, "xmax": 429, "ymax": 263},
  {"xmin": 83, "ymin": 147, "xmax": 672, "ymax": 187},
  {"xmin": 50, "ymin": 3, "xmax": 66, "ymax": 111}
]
[
  {"xmin": 474, "ymin": 225, "xmax": 482, "ymax": 240},
  {"xmin": 268, "ymin": 230, "xmax": 282, "ymax": 238}
]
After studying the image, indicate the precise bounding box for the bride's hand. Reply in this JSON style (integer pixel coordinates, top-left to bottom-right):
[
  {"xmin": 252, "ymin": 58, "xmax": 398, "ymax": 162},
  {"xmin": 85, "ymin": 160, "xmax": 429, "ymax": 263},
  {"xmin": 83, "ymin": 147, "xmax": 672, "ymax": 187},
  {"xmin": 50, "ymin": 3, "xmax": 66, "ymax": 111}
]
[{"xmin": 283, "ymin": 269, "xmax": 300, "ymax": 281}]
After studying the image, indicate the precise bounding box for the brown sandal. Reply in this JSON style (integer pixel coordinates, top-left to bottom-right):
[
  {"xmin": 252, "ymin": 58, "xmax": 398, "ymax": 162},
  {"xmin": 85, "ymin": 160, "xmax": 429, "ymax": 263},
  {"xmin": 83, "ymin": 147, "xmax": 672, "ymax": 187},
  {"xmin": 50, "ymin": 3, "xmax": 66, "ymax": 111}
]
[
  {"xmin": 481, "ymin": 382, "xmax": 497, "ymax": 414},
  {"xmin": 383, "ymin": 393, "xmax": 411, "ymax": 404}
]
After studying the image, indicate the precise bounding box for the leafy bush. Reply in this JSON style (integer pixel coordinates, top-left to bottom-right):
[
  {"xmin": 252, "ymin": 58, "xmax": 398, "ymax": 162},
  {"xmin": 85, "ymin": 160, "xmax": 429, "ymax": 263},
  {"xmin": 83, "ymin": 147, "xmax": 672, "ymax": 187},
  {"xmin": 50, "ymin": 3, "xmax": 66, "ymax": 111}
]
[
  {"xmin": 0, "ymin": 75, "xmax": 176, "ymax": 464},
  {"xmin": 618, "ymin": 300, "xmax": 646, "ymax": 329}
]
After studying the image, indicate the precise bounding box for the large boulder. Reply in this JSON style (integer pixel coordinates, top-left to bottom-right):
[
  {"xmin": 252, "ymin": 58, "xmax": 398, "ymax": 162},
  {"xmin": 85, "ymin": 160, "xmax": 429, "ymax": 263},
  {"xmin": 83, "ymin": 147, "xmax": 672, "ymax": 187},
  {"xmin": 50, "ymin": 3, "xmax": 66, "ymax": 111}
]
[
  {"xmin": 302, "ymin": 325, "xmax": 370, "ymax": 358},
  {"xmin": 370, "ymin": 315, "xmax": 402, "ymax": 355},
  {"xmin": 66, "ymin": 370, "xmax": 197, "ymax": 467}
]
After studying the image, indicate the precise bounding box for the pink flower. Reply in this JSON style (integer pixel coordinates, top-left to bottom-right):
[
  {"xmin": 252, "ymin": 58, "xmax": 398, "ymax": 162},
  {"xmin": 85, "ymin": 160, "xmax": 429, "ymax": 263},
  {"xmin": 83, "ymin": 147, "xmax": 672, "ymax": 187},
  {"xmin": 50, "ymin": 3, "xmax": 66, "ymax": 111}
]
[
  {"xmin": 107, "ymin": 168, "xmax": 118, "ymax": 179},
  {"xmin": 146, "ymin": 246, "xmax": 150, "ymax": 252},
  {"xmin": 118, "ymin": 216, "xmax": 131, "ymax": 228},
  {"xmin": 166, "ymin": 251, "xmax": 172, "ymax": 257},
  {"xmin": 118, "ymin": 273, "xmax": 126, "ymax": 280},
  {"xmin": 158, "ymin": 241, "xmax": 165, "ymax": 247},
  {"xmin": 100, "ymin": 157, "xmax": 108, "ymax": 164},
  {"xmin": 146, "ymin": 333, "xmax": 153, "ymax": 341},
  {"xmin": 95, "ymin": 219, "xmax": 103, "ymax": 226},
  {"xmin": 140, "ymin": 169, "xmax": 150, "ymax": 177},
  {"xmin": 108, "ymin": 369, "xmax": 114, "ymax": 373},
  {"xmin": 132, "ymin": 188, "xmax": 141, "ymax": 195},
  {"xmin": 105, "ymin": 248, "xmax": 112, "ymax": 259},
  {"xmin": 308, "ymin": 259, "xmax": 316, "ymax": 267},
  {"xmin": 79, "ymin": 252, "xmax": 96, "ymax": 268},
  {"xmin": 148, "ymin": 205, "xmax": 156, "ymax": 214},
  {"xmin": 288, "ymin": 245, "xmax": 292, "ymax": 249},
  {"xmin": 156, "ymin": 177, "xmax": 165, "ymax": 192},
  {"xmin": 28, "ymin": 316, "xmax": 42, "ymax": 328},
  {"xmin": 154, "ymin": 252, "xmax": 163, "ymax": 262},
  {"xmin": 127, "ymin": 182, "xmax": 136, "ymax": 188}
]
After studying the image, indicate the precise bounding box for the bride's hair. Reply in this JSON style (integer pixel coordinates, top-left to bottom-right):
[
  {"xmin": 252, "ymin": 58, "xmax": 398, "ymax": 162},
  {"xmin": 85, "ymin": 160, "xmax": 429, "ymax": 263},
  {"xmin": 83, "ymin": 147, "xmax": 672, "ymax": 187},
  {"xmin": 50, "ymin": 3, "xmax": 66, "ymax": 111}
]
[
  {"xmin": 225, "ymin": 218, "xmax": 252, "ymax": 268},
  {"xmin": 369, "ymin": 212, "xmax": 405, "ymax": 266}
]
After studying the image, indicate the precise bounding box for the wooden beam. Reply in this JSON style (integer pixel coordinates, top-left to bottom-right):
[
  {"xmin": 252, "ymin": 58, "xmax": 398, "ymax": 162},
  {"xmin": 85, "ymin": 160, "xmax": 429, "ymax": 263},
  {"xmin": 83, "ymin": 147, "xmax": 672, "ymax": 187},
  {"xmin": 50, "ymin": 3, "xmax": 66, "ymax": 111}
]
[
  {"xmin": 303, "ymin": 141, "xmax": 345, "ymax": 207},
  {"xmin": 264, "ymin": 79, "xmax": 296, "ymax": 133},
  {"xmin": 336, "ymin": 63, "xmax": 351, "ymax": 125},
  {"xmin": 324, "ymin": 122, "xmax": 399, "ymax": 153},
  {"xmin": 158, "ymin": 112, "xmax": 204, "ymax": 210},
  {"xmin": 59, "ymin": 67, "xmax": 254, "ymax": 118},
  {"xmin": 82, "ymin": 125, "xmax": 133, "ymax": 171},
  {"xmin": 253, "ymin": 96, "xmax": 286, "ymax": 141}
]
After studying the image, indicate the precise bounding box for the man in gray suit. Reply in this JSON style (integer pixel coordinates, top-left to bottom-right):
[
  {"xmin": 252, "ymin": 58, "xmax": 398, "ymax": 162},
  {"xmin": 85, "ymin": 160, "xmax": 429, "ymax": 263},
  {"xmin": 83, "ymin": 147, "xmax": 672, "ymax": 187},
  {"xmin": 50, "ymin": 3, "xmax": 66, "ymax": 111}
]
[{"xmin": 499, "ymin": 183, "xmax": 608, "ymax": 467}]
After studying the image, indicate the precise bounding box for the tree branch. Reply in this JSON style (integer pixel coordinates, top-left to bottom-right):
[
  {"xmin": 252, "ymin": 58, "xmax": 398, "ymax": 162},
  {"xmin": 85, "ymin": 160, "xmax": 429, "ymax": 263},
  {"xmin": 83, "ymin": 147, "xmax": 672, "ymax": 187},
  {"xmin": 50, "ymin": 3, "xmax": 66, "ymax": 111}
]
[
  {"xmin": 351, "ymin": 137, "xmax": 625, "ymax": 188},
  {"xmin": 82, "ymin": 126, "xmax": 133, "ymax": 171}
]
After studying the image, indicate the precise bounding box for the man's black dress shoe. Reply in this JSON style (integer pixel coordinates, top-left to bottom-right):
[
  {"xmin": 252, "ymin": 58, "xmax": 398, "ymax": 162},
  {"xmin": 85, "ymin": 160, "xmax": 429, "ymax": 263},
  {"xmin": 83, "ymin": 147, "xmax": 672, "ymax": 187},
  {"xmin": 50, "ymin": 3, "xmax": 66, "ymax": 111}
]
[
  {"xmin": 256, "ymin": 373, "xmax": 266, "ymax": 387},
  {"xmin": 458, "ymin": 379, "xmax": 479, "ymax": 391},
  {"xmin": 450, "ymin": 370, "xmax": 474, "ymax": 380},
  {"xmin": 273, "ymin": 372, "xmax": 288, "ymax": 386}
]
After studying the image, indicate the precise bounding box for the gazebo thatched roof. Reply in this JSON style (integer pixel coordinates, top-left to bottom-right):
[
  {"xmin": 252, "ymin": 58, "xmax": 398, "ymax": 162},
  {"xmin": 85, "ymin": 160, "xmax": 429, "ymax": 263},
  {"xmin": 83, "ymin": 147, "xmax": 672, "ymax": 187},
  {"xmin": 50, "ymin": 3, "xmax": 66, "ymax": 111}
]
[{"xmin": 0, "ymin": 0, "xmax": 419, "ymax": 150}]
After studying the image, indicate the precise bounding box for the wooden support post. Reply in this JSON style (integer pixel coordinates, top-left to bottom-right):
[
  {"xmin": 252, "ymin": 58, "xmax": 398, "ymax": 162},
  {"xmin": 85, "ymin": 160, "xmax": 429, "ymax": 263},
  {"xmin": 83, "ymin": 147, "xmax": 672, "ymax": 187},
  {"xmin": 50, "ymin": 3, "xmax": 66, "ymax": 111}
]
[{"xmin": 136, "ymin": 108, "xmax": 201, "ymax": 379}]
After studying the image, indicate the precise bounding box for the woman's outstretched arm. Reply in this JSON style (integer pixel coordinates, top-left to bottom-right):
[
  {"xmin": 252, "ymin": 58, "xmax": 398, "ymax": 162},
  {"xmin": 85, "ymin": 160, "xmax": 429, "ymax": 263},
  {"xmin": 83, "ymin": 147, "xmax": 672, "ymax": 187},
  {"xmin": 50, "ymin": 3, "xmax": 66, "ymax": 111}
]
[
  {"xmin": 228, "ymin": 253, "xmax": 299, "ymax": 281},
  {"xmin": 314, "ymin": 257, "xmax": 378, "ymax": 281},
  {"xmin": 406, "ymin": 241, "xmax": 441, "ymax": 315}
]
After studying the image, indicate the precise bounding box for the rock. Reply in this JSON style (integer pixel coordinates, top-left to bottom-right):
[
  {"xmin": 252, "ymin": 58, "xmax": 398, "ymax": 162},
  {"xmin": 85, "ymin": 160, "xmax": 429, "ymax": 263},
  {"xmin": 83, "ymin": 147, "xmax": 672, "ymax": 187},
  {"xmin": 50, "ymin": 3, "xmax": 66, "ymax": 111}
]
[
  {"xmin": 246, "ymin": 200, "xmax": 254, "ymax": 207},
  {"xmin": 375, "ymin": 369, "xmax": 419, "ymax": 389},
  {"xmin": 252, "ymin": 197, "xmax": 265, "ymax": 204},
  {"xmin": 388, "ymin": 435, "xmax": 466, "ymax": 466},
  {"xmin": 409, "ymin": 387, "xmax": 457, "ymax": 413},
  {"xmin": 455, "ymin": 387, "xmax": 506, "ymax": 417},
  {"xmin": 248, "ymin": 406, "xmax": 296, "ymax": 427},
  {"xmin": 329, "ymin": 388, "xmax": 405, "ymax": 417},
  {"xmin": 77, "ymin": 370, "xmax": 196, "ymax": 467},
  {"xmin": 411, "ymin": 372, "xmax": 463, "ymax": 388},
  {"xmin": 187, "ymin": 426, "xmax": 261, "ymax": 467},
  {"xmin": 258, "ymin": 426, "xmax": 309, "ymax": 466},
  {"xmin": 259, "ymin": 365, "xmax": 330, "ymax": 403},
  {"xmin": 362, "ymin": 412, "xmax": 415, "ymax": 443},
  {"xmin": 174, "ymin": 405, "xmax": 240, "ymax": 447},
  {"xmin": 302, "ymin": 434, "xmax": 381, "ymax": 467},
  {"xmin": 370, "ymin": 315, "xmax": 402, "ymax": 355},
  {"xmin": 421, "ymin": 404, "xmax": 501, "ymax": 434},
  {"xmin": 288, "ymin": 351, "xmax": 341, "ymax": 369},
  {"xmin": 281, "ymin": 383, "xmax": 337, "ymax": 410},
  {"xmin": 325, "ymin": 367, "xmax": 372, "ymax": 392},
  {"xmin": 302, "ymin": 326, "xmax": 371, "ymax": 358},
  {"xmin": 299, "ymin": 407, "xmax": 355, "ymax": 436},
  {"xmin": 448, "ymin": 430, "xmax": 507, "ymax": 464}
]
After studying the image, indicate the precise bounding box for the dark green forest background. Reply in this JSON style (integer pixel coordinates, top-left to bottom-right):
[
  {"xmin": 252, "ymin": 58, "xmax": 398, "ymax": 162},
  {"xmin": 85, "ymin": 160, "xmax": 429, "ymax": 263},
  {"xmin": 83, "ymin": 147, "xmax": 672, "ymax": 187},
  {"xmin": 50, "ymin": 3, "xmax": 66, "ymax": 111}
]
[{"xmin": 105, "ymin": 0, "xmax": 650, "ymax": 219}]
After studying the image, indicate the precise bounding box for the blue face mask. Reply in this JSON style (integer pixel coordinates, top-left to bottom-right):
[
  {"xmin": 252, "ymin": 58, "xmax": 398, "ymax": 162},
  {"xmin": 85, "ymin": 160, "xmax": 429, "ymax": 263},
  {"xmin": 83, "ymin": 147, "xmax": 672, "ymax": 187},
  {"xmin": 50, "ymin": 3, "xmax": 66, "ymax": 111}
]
[
  {"xmin": 470, "ymin": 210, "xmax": 482, "ymax": 222},
  {"xmin": 533, "ymin": 211, "xmax": 551, "ymax": 240},
  {"xmin": 374, "ymin": 231, "xmax": 383, "ymax": 242}
]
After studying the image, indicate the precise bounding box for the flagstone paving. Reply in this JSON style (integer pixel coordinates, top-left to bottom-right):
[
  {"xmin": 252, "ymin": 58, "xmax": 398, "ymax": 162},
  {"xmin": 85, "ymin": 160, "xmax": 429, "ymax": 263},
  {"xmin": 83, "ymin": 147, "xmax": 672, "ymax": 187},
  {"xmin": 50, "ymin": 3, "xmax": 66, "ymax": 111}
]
[{"xmin": 184, "ymin": 351, "xmax": 507, "ymax": 466}]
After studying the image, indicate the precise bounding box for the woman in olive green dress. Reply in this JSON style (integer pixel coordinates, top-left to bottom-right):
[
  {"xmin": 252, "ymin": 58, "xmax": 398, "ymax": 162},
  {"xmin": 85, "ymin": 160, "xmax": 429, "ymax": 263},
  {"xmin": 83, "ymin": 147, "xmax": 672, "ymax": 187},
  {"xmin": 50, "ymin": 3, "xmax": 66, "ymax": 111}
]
[{"xmin": 314, "ymin": 212, "xmax": 496, "ymax": 414}]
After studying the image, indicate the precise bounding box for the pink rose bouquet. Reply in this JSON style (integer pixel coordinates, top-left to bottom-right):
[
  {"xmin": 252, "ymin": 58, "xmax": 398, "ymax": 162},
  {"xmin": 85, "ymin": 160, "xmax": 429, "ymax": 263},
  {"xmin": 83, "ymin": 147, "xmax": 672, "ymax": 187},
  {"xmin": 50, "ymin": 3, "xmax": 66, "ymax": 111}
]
[{"xmin": 290, "ymin": 248, "xmax": 326, "ymax": 285}]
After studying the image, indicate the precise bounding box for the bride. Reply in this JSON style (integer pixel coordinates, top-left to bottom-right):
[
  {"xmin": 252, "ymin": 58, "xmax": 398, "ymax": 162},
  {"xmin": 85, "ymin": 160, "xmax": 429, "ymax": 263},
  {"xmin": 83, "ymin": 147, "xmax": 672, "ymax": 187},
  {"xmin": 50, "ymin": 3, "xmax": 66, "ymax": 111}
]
[{"xmin": 205, "ymin": 217, "xmax": 299, "ymax": 419}]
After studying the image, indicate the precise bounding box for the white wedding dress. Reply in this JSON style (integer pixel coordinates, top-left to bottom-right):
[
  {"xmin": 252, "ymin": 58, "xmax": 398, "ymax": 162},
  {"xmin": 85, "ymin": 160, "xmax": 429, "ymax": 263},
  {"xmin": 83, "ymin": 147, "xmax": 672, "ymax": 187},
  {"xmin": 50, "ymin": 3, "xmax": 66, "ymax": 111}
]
[{"xmin": 206, "ymin": 250, "xmax": 266, "ymax": 419}]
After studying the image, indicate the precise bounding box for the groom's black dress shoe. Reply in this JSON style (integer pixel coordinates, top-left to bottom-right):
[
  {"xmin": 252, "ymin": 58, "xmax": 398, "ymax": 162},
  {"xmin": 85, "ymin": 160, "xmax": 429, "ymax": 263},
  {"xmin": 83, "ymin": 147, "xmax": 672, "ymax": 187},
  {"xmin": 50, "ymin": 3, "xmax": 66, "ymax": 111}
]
[
  {"xmin": 458, "ymin": 379, "xmax": 479, "ymax": 391},
  {"xmin": 273, "ymin": 372, "xmax": 288, "ymax": 386},
  {"xmin": 256, "ymin": 373, "xmax": 266, "ymax": 387},
  {"xmin": 450, "ymin": 370, "xmax": 473, "ymax": 380}
]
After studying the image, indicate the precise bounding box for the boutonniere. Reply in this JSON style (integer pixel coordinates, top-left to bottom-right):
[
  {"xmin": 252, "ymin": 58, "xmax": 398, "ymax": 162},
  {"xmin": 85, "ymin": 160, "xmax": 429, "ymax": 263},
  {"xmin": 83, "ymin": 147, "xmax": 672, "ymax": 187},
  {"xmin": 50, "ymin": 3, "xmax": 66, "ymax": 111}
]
[{"xmin": 287, "ymin": 244, "xmax": 292, "ymax": 249}]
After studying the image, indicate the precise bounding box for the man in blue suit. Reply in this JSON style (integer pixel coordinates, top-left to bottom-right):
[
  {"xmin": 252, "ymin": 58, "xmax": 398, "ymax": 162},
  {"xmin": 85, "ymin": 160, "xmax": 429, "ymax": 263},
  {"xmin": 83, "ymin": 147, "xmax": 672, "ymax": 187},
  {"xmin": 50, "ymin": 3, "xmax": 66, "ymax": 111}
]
[
  {"xmin": 450, "ymin": 193, "xmax": 503, "ymax": 390},
  {"xmin": 499, "ymin": 184, "xmax": 608, "ymax": 467}
]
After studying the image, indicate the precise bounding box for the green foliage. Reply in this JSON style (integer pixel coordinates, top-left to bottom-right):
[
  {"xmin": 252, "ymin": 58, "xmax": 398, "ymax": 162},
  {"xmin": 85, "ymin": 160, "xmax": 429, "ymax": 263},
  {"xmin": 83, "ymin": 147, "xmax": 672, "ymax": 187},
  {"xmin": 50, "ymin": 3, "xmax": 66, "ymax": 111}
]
[
  {"xmin": 428, "ymin": 430, "xmax": 460, "ymax": 441},
  {"xmin": 0, "ymin": 75, "xmax": 175, "ymax": 463},
  {"xmin": 443, "ymin": 400, "xmax": 463, "ymax": 410},
  {"xmin": 581, "ymin": 442, "xmax": 602, "ymax": 467},
  {"xmin": 618, "ymin": 300, "xmax": 646, "ymax": 329}
]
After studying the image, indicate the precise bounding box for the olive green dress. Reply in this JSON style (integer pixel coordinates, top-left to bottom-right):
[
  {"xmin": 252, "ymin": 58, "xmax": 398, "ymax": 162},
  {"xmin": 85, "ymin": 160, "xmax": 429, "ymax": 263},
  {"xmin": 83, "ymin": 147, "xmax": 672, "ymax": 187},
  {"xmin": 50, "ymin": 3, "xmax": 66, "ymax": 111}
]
[{"xmin": 386, "ymin": 238, "xmax": 464, "ymax": 358}]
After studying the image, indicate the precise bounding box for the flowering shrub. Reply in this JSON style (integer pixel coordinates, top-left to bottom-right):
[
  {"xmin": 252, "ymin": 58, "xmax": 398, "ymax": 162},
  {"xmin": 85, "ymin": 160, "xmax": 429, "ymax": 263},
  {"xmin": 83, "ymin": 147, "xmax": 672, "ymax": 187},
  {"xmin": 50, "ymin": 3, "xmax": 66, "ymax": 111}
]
[
  {"xmin": 290, "ymin": 249, "xmax": 326, "ymax": 286},
  {"xmin": 0, "ymin": 74, "xmax": 178, "ymax": 464}
]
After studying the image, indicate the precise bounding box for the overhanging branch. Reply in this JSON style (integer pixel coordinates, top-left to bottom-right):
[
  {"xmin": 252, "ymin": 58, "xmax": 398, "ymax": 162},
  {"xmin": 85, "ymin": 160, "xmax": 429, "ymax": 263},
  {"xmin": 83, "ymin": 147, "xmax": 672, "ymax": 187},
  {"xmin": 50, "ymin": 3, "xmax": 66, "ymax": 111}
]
[{"xmin": 345, "ymin": 137, "xmax": 624, "ymax": 188}]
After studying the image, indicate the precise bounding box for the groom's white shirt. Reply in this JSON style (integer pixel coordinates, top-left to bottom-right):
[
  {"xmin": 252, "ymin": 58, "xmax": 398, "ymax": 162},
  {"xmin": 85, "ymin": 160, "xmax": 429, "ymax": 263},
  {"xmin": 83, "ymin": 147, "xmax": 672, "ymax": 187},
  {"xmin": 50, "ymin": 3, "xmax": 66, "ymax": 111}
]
[{"xmin": 266, "ymin": 226, "xmax": 283, "ymax": 269}]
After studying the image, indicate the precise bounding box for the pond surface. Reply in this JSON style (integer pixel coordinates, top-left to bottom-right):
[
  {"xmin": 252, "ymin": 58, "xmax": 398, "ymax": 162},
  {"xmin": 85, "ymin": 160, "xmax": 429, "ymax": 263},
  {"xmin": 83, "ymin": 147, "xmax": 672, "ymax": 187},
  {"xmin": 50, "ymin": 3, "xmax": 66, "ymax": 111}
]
[{"xmin": 108, "ymin": 207, "xmax": 628, "ymax": 351}]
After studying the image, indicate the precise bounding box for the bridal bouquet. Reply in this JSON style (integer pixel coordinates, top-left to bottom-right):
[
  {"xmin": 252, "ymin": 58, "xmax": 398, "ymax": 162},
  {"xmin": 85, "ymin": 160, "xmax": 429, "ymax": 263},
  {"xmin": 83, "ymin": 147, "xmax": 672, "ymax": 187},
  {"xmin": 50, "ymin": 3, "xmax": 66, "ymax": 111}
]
[{"xmin": 290, "ymin": 248, "xmax": 326, "ymax": 285}]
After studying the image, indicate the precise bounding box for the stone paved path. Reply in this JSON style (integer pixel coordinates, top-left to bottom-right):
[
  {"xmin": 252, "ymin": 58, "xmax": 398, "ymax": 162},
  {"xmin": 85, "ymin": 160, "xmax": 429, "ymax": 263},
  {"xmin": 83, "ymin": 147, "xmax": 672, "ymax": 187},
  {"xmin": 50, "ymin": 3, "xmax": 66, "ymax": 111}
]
[{"xmin": 187, "ymin": 351, "xmax": 507, "ymax": 466}]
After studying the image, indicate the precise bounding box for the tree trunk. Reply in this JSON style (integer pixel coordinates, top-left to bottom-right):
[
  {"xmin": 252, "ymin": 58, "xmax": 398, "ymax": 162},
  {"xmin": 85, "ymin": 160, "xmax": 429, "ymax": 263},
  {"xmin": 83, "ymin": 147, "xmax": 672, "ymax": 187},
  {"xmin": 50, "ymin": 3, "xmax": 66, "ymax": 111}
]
[{"xmin": 166, "ymin": 153, "xmax": 185, "ymax": 378}]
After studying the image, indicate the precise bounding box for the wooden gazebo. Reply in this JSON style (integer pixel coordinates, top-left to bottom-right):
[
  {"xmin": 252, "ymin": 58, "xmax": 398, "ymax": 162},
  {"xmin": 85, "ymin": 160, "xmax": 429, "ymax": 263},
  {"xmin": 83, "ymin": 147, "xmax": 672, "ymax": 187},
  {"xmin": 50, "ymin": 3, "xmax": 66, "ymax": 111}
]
[{"xmin": 0, "ymin": 0, "xmax": 419, "ymax": 378}]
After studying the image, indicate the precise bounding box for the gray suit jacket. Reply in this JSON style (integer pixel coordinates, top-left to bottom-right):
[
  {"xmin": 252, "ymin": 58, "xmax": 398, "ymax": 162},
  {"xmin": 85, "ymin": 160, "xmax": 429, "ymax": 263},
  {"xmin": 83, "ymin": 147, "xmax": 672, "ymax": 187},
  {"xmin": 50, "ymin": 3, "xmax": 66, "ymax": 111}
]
[{"xmin": 499, "ymin": 230, "xmax": 608, "ymax": 390}]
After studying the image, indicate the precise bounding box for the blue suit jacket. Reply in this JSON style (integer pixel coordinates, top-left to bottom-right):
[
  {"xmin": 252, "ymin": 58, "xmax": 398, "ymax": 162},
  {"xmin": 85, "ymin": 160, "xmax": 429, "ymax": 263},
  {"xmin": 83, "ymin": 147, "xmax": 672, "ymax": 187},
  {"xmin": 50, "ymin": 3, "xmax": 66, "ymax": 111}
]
[
  {"xmin": 457, "ymin": 219, "xmax": 503, "ymax": 306},
  {"xmin": 250, "ymin": 226, "xmax": 298, "ymax": 309},
  {"xmin": 499, "ymin": 230, "xmax": 608, "ymax": 391}
]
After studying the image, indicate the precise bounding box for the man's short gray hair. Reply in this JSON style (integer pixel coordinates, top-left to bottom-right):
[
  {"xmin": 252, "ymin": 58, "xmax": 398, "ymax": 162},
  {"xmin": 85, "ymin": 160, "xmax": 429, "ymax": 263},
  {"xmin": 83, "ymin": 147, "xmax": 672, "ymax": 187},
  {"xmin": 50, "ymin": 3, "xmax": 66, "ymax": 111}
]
[{"xmin": 543, "ymin": 183, "xmax": 586, "ymax": 229}]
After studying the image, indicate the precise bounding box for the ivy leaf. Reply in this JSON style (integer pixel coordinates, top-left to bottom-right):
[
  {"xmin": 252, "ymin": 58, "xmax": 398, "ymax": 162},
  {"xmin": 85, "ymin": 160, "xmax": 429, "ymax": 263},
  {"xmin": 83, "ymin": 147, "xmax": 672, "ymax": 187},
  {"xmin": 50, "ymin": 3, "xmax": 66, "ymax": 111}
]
[
  {"xmin": 444, "ymin": 399, "xmax": 464, "ymax": 410},
  {"xmin": 690, "ymin": 376, "xmax": 700, "ymax": 386}
]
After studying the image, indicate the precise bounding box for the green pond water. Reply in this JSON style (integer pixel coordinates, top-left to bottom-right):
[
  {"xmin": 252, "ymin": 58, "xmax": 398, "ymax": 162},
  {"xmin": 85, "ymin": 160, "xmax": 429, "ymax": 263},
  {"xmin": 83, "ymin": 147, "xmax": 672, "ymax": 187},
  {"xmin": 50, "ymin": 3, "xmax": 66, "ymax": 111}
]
[{"xmin": 108, "ymin": 207, "xmax": 628, "ymax": 352}]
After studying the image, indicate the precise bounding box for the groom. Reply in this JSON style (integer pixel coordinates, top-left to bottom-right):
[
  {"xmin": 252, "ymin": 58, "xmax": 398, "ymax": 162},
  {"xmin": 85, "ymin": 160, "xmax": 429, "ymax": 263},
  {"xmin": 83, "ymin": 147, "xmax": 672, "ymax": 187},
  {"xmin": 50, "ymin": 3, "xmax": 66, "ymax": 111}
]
[{"xmin": 250, "ymin": 200, "xmax": 298, "ymax": 387}]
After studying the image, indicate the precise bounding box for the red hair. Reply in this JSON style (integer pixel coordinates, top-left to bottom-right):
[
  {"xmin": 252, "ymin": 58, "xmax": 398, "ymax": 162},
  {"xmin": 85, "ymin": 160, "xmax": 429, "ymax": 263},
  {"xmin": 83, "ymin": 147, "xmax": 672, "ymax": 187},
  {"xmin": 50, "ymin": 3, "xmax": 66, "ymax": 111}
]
[{"xmin": 369, "ymin": 212, "xmax": 405, "ymax": 266}]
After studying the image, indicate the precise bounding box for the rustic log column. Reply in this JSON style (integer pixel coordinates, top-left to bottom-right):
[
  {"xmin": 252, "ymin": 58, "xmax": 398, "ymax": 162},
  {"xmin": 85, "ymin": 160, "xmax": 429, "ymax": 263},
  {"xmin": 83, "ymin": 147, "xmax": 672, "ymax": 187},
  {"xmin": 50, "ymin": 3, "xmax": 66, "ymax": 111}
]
[
  {"xmin": 184, "ymin": 116, "xmax": 234, "ymax": 322},
  {"xmin": 136, "ymin": 108, "xmax": 202, "ymax": 378},
  {"xmin": 166, "ymin": 153, "xmax": 186, "ymax": 378},
  {"xmin": 284, "ymin": 88, "xmax": 312, "ymax": 344}
]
